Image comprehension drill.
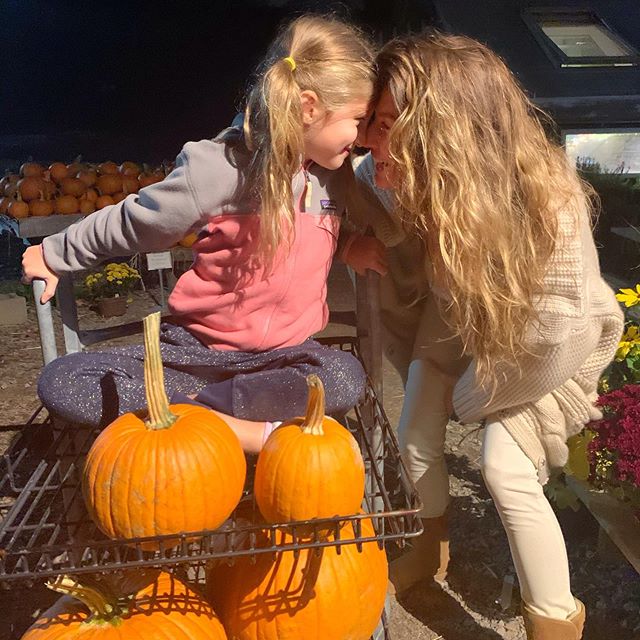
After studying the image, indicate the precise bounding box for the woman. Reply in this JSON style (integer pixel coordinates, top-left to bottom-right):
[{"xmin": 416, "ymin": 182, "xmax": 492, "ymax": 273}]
[{"xmin": 343, "ymin": 33, "xmax": 623, "ymax": 639}]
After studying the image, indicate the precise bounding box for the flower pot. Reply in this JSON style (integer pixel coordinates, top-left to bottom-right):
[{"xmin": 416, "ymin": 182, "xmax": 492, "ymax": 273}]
[{"xmin": 98, "ymin": 296, "xmax": 127, "ymax": 317}]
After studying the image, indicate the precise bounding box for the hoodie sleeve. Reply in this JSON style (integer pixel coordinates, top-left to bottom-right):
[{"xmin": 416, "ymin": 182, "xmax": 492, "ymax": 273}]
[{"xmin": 42, "ymin": 139, "xmax": 238, "ymax": 274}]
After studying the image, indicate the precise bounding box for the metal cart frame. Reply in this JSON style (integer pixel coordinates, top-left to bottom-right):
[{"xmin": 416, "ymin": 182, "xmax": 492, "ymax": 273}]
[{"xmin": 1, "ymin": 269, "xmax": 422, "ymax": 639}]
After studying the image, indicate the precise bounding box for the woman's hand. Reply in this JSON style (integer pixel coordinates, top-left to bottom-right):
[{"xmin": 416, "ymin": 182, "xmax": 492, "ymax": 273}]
[
  {"xmin": 344, "ymin": 235, "xmax": 388, "ymax": 276},
  {"xmin": 22, "ymin": 245, "xmax": 60, "ymax": 304}
]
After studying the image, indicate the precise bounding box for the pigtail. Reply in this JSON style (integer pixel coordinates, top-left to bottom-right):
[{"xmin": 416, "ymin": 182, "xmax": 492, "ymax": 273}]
[
  {"xmin": 243, "ymin": 15, "xmax": 375, "ymax": 270},
  {"xmin": 259, "ymin": 58, "xmax": 304, "ymax": 263}
]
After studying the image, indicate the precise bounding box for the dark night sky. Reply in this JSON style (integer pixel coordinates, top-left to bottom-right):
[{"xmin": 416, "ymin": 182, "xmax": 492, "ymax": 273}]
[
  {"xmin": 1, "ymin": 1, "xmax": 637, "ymax": 164},
  {"xmin": 0, "ymin": 0, "xmax": 431, "ymax": 163}
]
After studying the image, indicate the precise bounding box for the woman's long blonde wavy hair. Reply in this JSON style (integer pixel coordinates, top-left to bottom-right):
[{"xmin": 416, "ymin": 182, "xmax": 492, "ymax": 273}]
[
  {"xmin": 243, "ymin": 15, "xmax": 374, "ymax": 266},
  {"xmin": 377, "ymin": 33, "xmax": 592, "ymax": 386}
]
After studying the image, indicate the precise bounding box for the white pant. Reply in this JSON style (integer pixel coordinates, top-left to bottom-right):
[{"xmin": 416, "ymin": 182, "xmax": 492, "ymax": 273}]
[{"xmin": 384, "ymin": 291, "xmax": 577, "ymax": 619}]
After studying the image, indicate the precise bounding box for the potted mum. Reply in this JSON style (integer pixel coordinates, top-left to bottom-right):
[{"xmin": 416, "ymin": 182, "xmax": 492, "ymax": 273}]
[
  {"xmin": 84, "ymin": 262, "xmax": 141, "ymax": 317},
  {"xmin": 548, "ymin": 285, "xmax": 640, "ymax": 512},
  {"xmin": 586, "ymin": 384, "xmax": 640, "ymax": 522},
  {"xmin": 554, "ymin": 285, "xmax": 640, "ymax": 520}
]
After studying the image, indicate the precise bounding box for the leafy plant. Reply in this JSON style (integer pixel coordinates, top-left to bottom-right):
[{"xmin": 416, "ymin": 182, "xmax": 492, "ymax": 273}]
[
  {"xmin": 600, "ymin": 285, "xmax": 640, "ymax": 392},
  {"xmin": 83, "ymin": 262, "xmax": 141, "ymax": 301}
]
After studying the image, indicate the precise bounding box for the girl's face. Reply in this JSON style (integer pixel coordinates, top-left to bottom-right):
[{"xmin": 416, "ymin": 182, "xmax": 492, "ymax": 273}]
[
  {"xmin": 359, "ymin": 87, "xmax": 399, "ymax": 189},
  {"xmin": 303, "ymin": 97, "xmax": 370, "ymax": 170}
]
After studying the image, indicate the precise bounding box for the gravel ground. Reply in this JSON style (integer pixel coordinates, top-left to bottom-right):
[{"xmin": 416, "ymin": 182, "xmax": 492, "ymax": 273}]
[{"xmin": 0, "ymin": 265, "xmax": 639, "ymax": 639}]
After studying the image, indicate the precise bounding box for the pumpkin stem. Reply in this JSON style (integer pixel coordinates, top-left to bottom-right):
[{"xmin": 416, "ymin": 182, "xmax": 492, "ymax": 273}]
[
  {"xmin": 47, "ymin": 575, "xmax": 121, "ymax": 621},
  {"xmin": 143, "ymin": 312, "xmax": 177, "ymax": 430},
  {"xmin": 301, "ymin": 374, "xmax": 326, "ymax": 435}
]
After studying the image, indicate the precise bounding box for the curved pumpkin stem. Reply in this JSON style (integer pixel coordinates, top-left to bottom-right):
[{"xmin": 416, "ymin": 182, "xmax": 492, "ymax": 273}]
[
  {"xmin": 143, "ymin": 312, "xmax": 177, "ymax": 430},
  {"xmin": 47, "ymin": 575, "xmax": 122, "ymax": 621},
  {"xmin": 301, "ymin": 374, "xmax": 326, "ymax": 436}
]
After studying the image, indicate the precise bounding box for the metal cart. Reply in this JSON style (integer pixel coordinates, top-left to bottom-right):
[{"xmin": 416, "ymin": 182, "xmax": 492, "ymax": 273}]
[{"xmin": 0, "ymin": 267, "xmax": 423, "ymax": 639}]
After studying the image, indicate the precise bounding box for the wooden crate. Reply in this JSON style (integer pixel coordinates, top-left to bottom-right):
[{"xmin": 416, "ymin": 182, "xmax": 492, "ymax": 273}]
[{"xmin": 565, "ymin": 475, "xmax": 640, "ymax": 574}]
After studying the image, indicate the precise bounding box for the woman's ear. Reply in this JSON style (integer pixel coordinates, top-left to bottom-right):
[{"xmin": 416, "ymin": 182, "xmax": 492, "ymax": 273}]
[{"xmin": 300, "ymin": 90, "xmax": 323, "ymax": 125}]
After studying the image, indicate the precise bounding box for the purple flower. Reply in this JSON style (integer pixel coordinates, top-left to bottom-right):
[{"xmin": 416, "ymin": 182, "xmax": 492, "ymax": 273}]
[{"xmin": 589, "ymin": 385, "xmax": 640, "ymax": 489}]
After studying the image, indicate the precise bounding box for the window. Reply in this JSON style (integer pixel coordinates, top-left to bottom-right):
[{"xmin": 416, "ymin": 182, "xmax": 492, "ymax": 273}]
[
  {"xmin": 564, "ymin": 130, "xmax": 640, "ymax": 174},
  {"xmin": 523, "ymin": 9, "xmax": 639, "ymax": 67}
]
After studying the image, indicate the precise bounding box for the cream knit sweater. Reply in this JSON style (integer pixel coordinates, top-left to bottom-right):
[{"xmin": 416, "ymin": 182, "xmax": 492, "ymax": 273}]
[{"xmin": 353, "ymin": 154, "xmax": 624, "ymax": 484}]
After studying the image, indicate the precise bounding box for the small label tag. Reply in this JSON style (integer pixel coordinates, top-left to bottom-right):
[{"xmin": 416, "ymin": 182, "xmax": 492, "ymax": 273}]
[
  {"xmin": 320, "ymin": 199, "xmax": 337, "ymax": 211},
  {"xmin": 146, "ymin": 251, "xmax": 172, "ymax": 270}
]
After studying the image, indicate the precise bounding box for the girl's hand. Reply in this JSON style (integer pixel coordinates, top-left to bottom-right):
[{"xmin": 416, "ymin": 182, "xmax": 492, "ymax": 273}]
[
  {"xmin": 344, "ymin": 235, "xmax": 388, "ymax": 276},
  {"xmin": 22, "ymin": 245, "xmax": 60, "ymax": 304}
]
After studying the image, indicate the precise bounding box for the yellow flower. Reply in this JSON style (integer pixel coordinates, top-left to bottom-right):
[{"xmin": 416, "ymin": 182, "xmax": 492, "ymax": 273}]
[
  {"xmin": 616, "ymin": 284, "xmax": 640, "ymax": 308},
  {"xmin": 107, "ymin": 275, "xmax": 114, "ymax": 282},
  {"xmin": 116, "ymin": 280, "xmax": 123, "ymax": 285},
  {"xmin": 616, "ymin": 324, "xmax": 640, "ymax": 360}
]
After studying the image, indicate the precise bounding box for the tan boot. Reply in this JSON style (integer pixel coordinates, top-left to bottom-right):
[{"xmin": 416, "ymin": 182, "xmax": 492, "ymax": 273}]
[
  {"xmin": 389, "ymin": 514, "xmax": 449, "ymax": 594},
  {"xmin": 522, "ymin": 598, "xmax": 586, "ymax": 640}
]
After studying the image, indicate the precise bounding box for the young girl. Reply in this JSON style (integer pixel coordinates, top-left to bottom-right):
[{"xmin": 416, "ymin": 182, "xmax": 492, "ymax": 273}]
[
  {"xmin": 22, "ymin": 15, "xmax": 375, "ymax": 453},
  {"xmin": 344, "ymin": 33, "xmax": 623, "ymax": 639}
]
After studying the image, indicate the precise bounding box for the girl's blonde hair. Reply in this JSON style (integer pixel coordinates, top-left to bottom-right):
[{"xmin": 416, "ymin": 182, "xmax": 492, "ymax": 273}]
[
  {"xmin": 244, "ymin": 15, "xmax": 375, "ymax": 265},
  {"xmin": 377, "ymin": 33, "xmax": 593, "ymax": 386}
]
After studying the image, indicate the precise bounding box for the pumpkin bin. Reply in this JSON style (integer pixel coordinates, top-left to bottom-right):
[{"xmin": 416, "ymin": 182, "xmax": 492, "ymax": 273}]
[
  {"xmin": 254, "ymin": 374, "xmax": 366, "ymax": 526},
  {"xmin": 81, "ymin": 312, "xmax": 246, "ymax": 548}
]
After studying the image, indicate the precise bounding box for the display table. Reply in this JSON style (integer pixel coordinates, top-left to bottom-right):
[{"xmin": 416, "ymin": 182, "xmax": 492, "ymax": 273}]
[{"xmin": 17, "ymin": 214, "xmax": 85, "ymax": 239}]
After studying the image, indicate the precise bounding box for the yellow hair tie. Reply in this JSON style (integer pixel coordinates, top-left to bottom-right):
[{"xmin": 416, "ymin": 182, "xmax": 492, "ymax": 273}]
[{"xmin": 283, "ymin": 56, "xmax": 297, "ymax": 71}]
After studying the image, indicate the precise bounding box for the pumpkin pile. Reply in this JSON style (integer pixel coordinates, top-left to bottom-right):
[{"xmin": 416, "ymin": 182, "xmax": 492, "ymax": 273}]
[
  {"xmin": 82, "ymin": 311, "xmax": 247, "ymax": 547},
  {"xmin": 0, "ymin": 160, "xmax": 168, "ymax": 219}
]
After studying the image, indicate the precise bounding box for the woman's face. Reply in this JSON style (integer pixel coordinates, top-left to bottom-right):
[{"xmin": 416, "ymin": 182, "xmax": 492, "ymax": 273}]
[{"xmin": 359, "ymin": 87, "xmax": 399, "ymax": 189}]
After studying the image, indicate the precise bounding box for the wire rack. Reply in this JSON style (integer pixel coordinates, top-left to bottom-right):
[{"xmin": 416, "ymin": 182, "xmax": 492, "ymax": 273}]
[{"xmin": 0, "ymin": 339, "xmax": 421, "ymax": 594}]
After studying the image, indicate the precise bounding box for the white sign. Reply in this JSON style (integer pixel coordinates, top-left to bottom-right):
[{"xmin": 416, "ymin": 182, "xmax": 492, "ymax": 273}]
[{"xmin": 146, "ymin": 251, "xmax": 173, "ymax": 271}]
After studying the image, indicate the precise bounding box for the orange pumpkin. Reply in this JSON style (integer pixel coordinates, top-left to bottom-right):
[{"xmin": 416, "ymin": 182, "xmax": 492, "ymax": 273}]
[
  {"xmin": 208, "ymin": 518, "xmax": 388, "ymax": 640},
  {"xmin": 121, "ymin": 175, "xmax": 139, "ymax": 195},
  {"xmin": 83, "ymin": 188, "xmax": 98, "ymax": 203},
  {"xmin": 8, "ymin": 197, "xmax": 29, "ymax": 219},
  {"xmin": 22, "ymin": 571, "xmax": 227, "ymax": 640},
  {"xmin": 54, "ymin": 195, "xmax": 79, "ymax": 215},
  {"xmin": 76, "ymin": 169, "xmax": 97, "ymax": 188},
  {"xmin": 97, "ymin": 161, "xmax": 119, "ymax": 175},
  {"xmin": 138, "ymin": 170, "xmax": 164, "ymax": 188},
  {"xmin": 30, "ymin": 197, "xmax": 54, "ymax": 217},
  {"xmin": 17, "ymin": 176, "xmax": 44, "ymax": 201},
  {"xmin": 20, "ymin": 162, "xmax": 44, "ymax": 178},
  {"xmin": 60, "ymin": 177, "xmax": 86, "ymax": 198},
  {"xmin": 95, "ymin": 195, "xmax": 115, "ymax": 209},
  {"xmin": 82, "ymin": 312, "xmax": 246, "ymax": 546},
  {"xmin": 0, "ymin": 174, "xmax": 19, "ymax": 197},
  {"xmin": 66, "ymin": 160, "xmax": 85, "ymax": 176},
  {"xmin": 96, "ymin": 173, "xmax": 122, "ymax": 195},
  {"xmin": 120, "ymin": 161, "xmax": 141, "ymax": 176},
  {"xmin": 0, "ymin": 196, "xmax": 11, "ymax": 214},
  {"xmin": 48, "ymin": 162, "xmax": 69, "ymax": 183},
  {"xmin": 254, "ymin": 375, "xmax": 365, "ymax": 525},
  {"xmin": 79, "ymin": 199, "xmax": 96, "ymax": 215}
]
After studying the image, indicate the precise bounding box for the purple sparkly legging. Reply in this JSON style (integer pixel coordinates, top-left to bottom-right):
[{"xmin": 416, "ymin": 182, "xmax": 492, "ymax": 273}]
[{"xmin": 38, "ymin": 323, "xmax": 365, "ymax": 427}]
